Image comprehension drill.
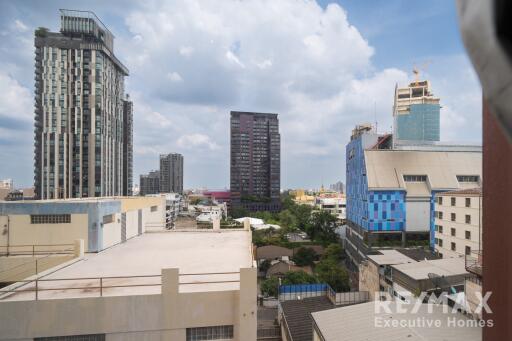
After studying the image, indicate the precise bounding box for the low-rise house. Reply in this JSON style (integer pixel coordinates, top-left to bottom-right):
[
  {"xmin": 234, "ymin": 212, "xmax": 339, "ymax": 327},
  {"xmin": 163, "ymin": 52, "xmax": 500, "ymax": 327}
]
[{"xmin": 266, "ymin": 260, "xmax": 313, "ymax": 278}]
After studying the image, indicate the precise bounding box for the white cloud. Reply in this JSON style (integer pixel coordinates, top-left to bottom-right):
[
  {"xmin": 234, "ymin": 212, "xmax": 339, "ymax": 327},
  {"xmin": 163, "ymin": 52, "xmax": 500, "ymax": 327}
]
[
  {"xmin": 179, "ymin": 46, "xmax": 194, "ymax": 56},
  {"xmin": 0, "ymin": 72, "xmax": 32, "ymax": 121},
  {"xmin": 177, "ymin": 133, "xmax": 219, "ymax": 150},
  {"xmin": 167, "ymin": 71, "xmax": 183, "ymax": 82},
  {"xmin": 13, "ymin": 19, "xmax": 28, "ymax": 32}
]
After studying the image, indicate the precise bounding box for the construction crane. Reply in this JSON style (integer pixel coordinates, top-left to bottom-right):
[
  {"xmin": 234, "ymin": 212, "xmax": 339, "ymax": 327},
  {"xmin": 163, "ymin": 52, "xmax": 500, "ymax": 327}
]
[{"xmin": 413, "ymin": 60, "xmax": 431, "ymax": 85}]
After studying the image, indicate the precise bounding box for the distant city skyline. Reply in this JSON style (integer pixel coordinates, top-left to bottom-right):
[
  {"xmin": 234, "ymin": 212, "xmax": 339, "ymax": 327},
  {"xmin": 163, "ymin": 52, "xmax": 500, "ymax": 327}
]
[{"xmin": 0, "ymin": 0, "xmax": 482, "ymax": 189}]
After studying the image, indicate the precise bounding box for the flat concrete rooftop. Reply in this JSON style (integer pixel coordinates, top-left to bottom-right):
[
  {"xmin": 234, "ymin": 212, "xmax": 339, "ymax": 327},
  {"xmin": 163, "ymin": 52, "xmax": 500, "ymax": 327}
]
[
  {"xmin": 1, "ymin": 230, "xmax": 253, "ymax": 301},
  {"xmin": 391, "ymin": 257, "xmax": 467, "ymax": 280}
]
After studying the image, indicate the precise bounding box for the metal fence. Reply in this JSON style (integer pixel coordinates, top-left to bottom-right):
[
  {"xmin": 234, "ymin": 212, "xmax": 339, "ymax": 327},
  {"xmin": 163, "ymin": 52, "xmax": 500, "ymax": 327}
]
[
  {"xmin": 0, "ymin": 244, "xmax": 74, "ymax": 257},
  {"xmin": 257, "ymin": 327, "xmax": 281, "ymax": 340},
  {"xmin": 0, "ymin": 271, "xmax": 241, "ymax": 301},
  {"xmin": 279, "ymin": 283, "xmax": 369, "ymax": 306}
]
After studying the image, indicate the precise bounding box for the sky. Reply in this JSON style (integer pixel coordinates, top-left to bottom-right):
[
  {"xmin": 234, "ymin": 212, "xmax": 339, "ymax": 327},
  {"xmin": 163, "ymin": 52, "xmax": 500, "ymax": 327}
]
[{"xmin": 0, "ymin": 0, "xmax": 482, "ymax": 190}]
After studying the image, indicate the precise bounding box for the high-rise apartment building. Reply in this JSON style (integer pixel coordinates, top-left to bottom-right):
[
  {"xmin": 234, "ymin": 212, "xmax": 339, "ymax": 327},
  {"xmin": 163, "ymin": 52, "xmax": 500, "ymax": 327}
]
[
  {"xmin": 34, "ymin": 10, "xmax": 129, "ymax": 199},
  {"xmin": 159, "ymin": 153, "xmax": 183, "ymax": 194},
  {"xmin": 230, "ymin": 111, "xmax": 280, "ymax": 212},
  {"xmin": 393, "ymin": 80, "xmax": 440, "ymax": 142},
  {"xmin": 140, "ymin": 170, "xmax": 160, "ymax": 196},
  {"xmin": 122, "ymin": 95, "xmax": 133, "ymax": 196}
]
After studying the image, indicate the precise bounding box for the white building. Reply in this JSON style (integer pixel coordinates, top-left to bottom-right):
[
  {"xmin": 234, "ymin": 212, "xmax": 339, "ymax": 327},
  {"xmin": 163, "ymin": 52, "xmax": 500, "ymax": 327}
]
[
  {"xmin": 315, "ymin": 195, "xmax": 346, "ymax": 222},
  {"xmin": 0, "ymin": 228, "xmax": 257, "ymax": 340},
  {"xmin": 434, "ymin": 188, "xmax": 482, "ymax": 258}
]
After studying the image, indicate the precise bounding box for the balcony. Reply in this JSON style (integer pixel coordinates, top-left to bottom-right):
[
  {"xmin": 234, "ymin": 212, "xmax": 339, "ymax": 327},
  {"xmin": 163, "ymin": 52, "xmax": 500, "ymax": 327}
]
[{"xmin": 465, "ymin": 250, "xmax": 483, "ymax": 277}]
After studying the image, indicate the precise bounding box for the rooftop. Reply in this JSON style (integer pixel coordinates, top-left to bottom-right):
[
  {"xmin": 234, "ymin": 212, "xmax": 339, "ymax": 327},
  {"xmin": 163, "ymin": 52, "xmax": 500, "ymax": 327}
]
[
  {"xmin": 281, "ymin": 296, "xmax": 334, "ymax": 341},
  {"xmin": 439, "ymin": 187, "xmax": 482, "ymax": 196},
  {"xmin": 367, "ymin": 250, "xmax": 416, "ymax": 265},
  {"xmin": 312, "ymin": 301, "xmax": 482, "ymax": 341},
  {"xmin": 364, "ymin": 149, "xmax": 482, "ymax": 191},
  {"xmin": 391, "ymin": 257, "xmax": 467, "ymax": 281},
  {"xmin": 1, "ymin": 230, "xmax": 253, "ymax": 301}
]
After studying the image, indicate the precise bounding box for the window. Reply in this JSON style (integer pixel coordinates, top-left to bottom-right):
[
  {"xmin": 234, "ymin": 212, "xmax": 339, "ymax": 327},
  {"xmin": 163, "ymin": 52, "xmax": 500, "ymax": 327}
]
[
  {"xmin": 451, "ymin": 228, "xmax": 456, "ymax": 237},
  {"xmin": 438, "ymin": 211, "xmax": 443, "ymax": 220},
  {"xmin": 465, "ymin": 198, "xmax": 471, "ymax": 208},
  {"xmin": 435, "ymin": 238, "xmax": 439, "ymax": 245},
  {"xmin": 465, "ymin": 215, "xmax": 471, "ymax": 224},
  {"xmin": 438, "ymin": 225, "xmax": 443, "ymax": 234},
  {"xmin": 150, "ymin": 205, "xmax": 158, "ymax": 212},
  {"xmin": 466, "ymin": 231, "xmax": 471, "ymax": 240},
  {"xmin": 438, "ymin": 239, "xmax": 443, "ymax": 247},
  {"xmin": 465, "ymin": 246, "xmax": 471, "ymax": 255},
  {"xmin": 30, "ymin": 214, "xmax": 71, "ymax": 224},
  {"xmin": 102, "ymin": 214, "xmax": 114, "ymax": 224},
  {"xmin": 457, "ymin": 175, "xmax": 480, "ymax": 183},
  {"xmin": 451, "ymin": 197, "xmax": 456, "ymax": 206},
  {"xmin": 35, "ymin": 334, "xmax": 105, "ymax": 341},
  {"xmin": 451, "ymin": 242, "xmax": 456, "ymax": 251},
  {"xmin": 403, "ymin": 175, "xmax": 427, "ymax": 182},
  {"xmin": 437, "ymin": 196, "xmax": 443, "ymax": 205},
  {"xmin": 438, "ymin": 252, "xmax": 443, "ymax": 258},
  {"xmin": 186, "ymin": 325, "xmax": 234, "ymax": 341},
  {"xmin": 451, "ymin": 213, "xmax": 456, "ymax": 222}
]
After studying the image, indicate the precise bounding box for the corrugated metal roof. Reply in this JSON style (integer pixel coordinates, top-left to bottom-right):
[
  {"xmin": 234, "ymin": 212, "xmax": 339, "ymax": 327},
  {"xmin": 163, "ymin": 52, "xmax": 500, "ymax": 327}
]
[
  {"xmin": 281, "ymin": 296, "xmax": 334, "ymax": 341},
  {"xmin": 438, "ymin": 187, "xmax": 482, "ymax": 196},
  {"xmin": 391, "ymin": 257, "xmax": 468, "ymax": 280},
  {"xmin": 364, "ymin": 150, "xmax": 482, "ymax": 191},
  {"xmin": 312, "ymin": 301, "xmax": 482, "ymax": 341}
]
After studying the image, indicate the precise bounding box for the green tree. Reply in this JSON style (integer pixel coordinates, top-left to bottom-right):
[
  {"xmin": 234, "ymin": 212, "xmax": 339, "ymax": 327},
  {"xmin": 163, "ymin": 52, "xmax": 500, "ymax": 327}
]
[
  {"xmin": 261, "ymin": 276, "xmax": 280, "ymax": 297},
  {"xmin": 315, "ymin": 259, "xmax": 349, "ymax": 292},
  {"xmin": 230, "ymin": 207, "xmax": 249, "ymax": 219},
  {"xmin": 282, "ymin": 271, "xmax": 318, "ymax": 285},
  {"xmin": 35, "ymin": 27, "xmax": 49, "ymax": 37},
  {"xmin": 292, "ymin": 247, "xmax": 317, "ymax": 266},
  {"xmin": 259, "ymin": 260, "xmax": 272, "ymax": 274},
  {"xmin": 279, "ymin": 209, "xmax": 297, "ymax": 231},
  {"xmin": 322, "ymin": 243, "xmax": 345, "ymax": 262},
  {"xmin": 307, "ymin": 211, "xmax": 338, "ymax": 242},
  {"xmin": 293, "ymin": 204, "xmax": 313, "ymax": 232}
]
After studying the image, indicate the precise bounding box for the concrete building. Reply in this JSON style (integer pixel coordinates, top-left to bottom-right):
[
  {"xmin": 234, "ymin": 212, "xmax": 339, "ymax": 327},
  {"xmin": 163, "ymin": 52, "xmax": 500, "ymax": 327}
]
[
  {"xmin": 315, "ymin": 195, "xmax": 346, "ymax": 223},
  {"xmin": 160, "ymin": 153, "xmax": 184, "ymax": 194},
  {"xmin": 0, "ymin": 196, "xmax": 165, "ymax": 253},
  {"xmin": 329, "ymin": 181, "xmax": 344, "ymax": 193},
  {"xmin": 0, "ymin": 179, "xmax": 13, "ymax": 190},
  {"xmin": 34, "ymin": 10, "xmax": 130, "ymax": 199},
  {"xmin": 230, "ymin": 111, "xmax": 281, "ymax": 212},
  {"xmin": 393, "ymin": 80, "xmax": 441, "ymax": 142},
  {"xmin": 434, "ymin": 188, "xmax": 482, "ymax": 258},
  {"xmin": 0, "ymin": 228, "xmax": 257, "ymax": 340},
  {"xmin": 311, "ymin": 301, "xmax": 482, "ymax": 341},
  {"xmin": 140, "ymin": 170, "xmax": 160, "ymax": 196},
  {"xmin": 345, "ymin": 124, "xmax": 482, "ymax": 266},
  {"xmin": 122, "ymin": 95, "xmax": 133, "ymax": 196}
]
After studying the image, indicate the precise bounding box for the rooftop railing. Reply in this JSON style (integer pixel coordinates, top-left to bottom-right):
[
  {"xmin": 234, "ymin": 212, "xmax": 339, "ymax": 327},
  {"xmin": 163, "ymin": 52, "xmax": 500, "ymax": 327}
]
[
  {"xmin": 0, "ymin": 271, "xmax": 241, "ymax": 301},
  {"xmin": 465, "ymin": 250, "xmax": 483, "ymax": 277},
  {"xmin": 0, "ymin": 244, "xmax": 74, "ymax": 257}
]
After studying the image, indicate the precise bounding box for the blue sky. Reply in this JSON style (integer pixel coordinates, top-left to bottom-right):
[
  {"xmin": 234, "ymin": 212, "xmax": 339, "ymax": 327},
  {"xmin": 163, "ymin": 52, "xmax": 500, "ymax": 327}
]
[{"xmin": 0, "ymin": 0, "xmax": 481, "ymax": 190}]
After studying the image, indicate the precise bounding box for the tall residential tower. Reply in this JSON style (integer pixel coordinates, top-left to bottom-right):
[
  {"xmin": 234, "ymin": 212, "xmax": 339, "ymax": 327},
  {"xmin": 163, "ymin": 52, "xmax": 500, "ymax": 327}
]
[
  {"xmin": 230, "ymin": 111, "xmax": 280, "ymax": 212},
  {"xmin": 159, "ymin": 153, "xmax": 183, "ymax": 194},
  {"xmin": 34, "ymin": 10, "xmax": 130, "ymax": 199}
]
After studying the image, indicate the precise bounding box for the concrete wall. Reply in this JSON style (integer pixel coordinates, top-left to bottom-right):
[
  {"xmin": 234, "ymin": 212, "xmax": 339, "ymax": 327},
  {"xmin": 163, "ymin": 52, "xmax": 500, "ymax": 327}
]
[
  {"xmin": 0, "ymin": 255, "xmax": 75, "ymax": 283},
  {"xmin": 358, "ymin": 261, "xmax": 380, "ymax": 300},
  {"xmin": 0, "ymin": 267, "xmax": 257, "ymax": 341},
  {"xmin": 0, "ymin": 214, "xmax": 89, "ymax": 250}
]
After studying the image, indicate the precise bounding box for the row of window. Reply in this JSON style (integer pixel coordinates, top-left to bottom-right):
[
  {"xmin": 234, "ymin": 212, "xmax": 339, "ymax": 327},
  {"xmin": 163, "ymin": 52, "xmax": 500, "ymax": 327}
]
[
  {"xmin": 30, "ymin": 214, "xmax": 71, "ymax": 224},
  {"xmin": 403, "ymin": 175, "xmax": 479, "ymax": 184},
  {"xmin": 434, "ymin": 225, "xmax": 472, "ymax": 239},
  {"xmin": 437, "ymin": 196, "xmax": 472, "ymax": 208},
  {"xmin": 435, "ymin": 238, "xmax": 472, "ymax": 255},
  {"xmin": 186, "ymin": 325, "xmax": 234, "ymax": 341},
  {"xmin": 434, "ymin": 212, "xmax": 472, "ymax": 224}
]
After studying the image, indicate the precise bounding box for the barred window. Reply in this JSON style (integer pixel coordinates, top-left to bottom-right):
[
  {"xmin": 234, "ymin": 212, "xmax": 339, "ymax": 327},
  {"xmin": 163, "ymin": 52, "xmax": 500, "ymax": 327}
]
[
  {"xmin": 186, "ymin": 325, "xmax": 234, "ymax": 341},
  {"xmin": 456, "ymin": 175, "xmax": 479, "ymax": 183},
  {"xmin": 403, "ymin": 175, "xmax": 427, "ymax": 182},
  {"xmin": 102, "ymin": 214, "xmax": 114, "ymax": 224},
  {"xmin": 31, "ymin": 214, "xmax": 71, "ymax": 224},
  {"xmin": 150, "ymin": 205, "xmax": 158, "ymax": 212}
]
